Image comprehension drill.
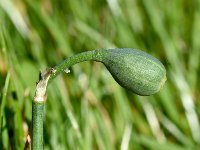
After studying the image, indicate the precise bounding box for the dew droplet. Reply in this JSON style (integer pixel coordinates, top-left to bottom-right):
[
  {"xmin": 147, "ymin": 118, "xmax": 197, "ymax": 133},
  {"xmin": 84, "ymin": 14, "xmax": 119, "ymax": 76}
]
[{"xmin": 64, "ymin": 68, "xmax": 70, "ymax": 74}]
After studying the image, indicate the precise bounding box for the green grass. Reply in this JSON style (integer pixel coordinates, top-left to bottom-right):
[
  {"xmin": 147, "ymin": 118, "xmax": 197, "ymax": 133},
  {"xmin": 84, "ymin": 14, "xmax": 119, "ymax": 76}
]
[{"xmin": 0, "ymin": 0, "xmax": 200, "ymax": 149}]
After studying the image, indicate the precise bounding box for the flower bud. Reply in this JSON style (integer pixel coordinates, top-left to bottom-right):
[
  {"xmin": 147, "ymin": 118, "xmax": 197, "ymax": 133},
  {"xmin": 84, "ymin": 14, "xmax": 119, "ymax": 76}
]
[{"xmin": 97, "ymin": 48, "xmax": 166, "ymax": 96}]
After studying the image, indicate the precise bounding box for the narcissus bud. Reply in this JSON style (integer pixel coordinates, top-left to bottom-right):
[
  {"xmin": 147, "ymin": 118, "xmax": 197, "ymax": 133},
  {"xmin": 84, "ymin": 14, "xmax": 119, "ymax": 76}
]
[
  {"xmin": 52, "ymin": 48, "xmax": 166, "ymax": 96},
  {"xmin": 95, "ymin": 48, "xmax": 166, "ymax": 96}
]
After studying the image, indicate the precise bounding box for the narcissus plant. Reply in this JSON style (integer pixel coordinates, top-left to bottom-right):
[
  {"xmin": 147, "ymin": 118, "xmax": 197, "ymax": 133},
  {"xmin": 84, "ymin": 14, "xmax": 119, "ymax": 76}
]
[{"xmin": 32, "ymin": 48, "xmax": 166, "ymax": 150}]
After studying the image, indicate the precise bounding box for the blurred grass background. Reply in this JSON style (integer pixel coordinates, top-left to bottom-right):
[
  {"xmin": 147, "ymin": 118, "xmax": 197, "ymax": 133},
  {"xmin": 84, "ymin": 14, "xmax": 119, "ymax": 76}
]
[{"xmin": 0, "ymin": 0, "xmax": 200, "ymax": 149}]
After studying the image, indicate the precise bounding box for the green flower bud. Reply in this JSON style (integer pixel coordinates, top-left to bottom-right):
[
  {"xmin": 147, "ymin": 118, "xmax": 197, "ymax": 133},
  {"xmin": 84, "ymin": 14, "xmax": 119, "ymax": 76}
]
[
  {"xmin": 96, "ymin": 48, "xmax": 166, "ymax": 96},
  {"xmin": 52, "ymin": 48, "xmax": 166, "ymax": 96}
]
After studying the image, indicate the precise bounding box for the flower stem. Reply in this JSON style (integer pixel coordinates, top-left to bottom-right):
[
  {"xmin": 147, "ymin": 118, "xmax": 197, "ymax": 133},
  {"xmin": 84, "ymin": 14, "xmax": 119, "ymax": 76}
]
[
  {"xmin": 32, "ymin": 50, "xmax": 102, "ymax": 149},
  {"xmin": 32, "ymin": 69, "xmax": 54, "ymax": 150},
  {"xmin": 32, "ymin": 102, "xmax": 45, "ymax": 150},
  {"xmin": 49, "ymin": 49, "xmax": 104, "ymax": 82}
]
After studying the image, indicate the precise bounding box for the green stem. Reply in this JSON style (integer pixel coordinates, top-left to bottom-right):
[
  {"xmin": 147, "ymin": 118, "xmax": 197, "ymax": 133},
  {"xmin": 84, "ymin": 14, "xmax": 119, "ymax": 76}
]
[
  {"xmin": 32, "ymin": 102, "xmax": 45, "ymax": 150},
  {"xmin": 49, "ymin": 49, "xmax": 104, "ymax": 81},
  {"xmin": 32, "ymin": 69, "xmax": 52, "ymax": 150},
  {"xmin": 32, "ymin": 50, "xmax": 104, "ymax": 149}
]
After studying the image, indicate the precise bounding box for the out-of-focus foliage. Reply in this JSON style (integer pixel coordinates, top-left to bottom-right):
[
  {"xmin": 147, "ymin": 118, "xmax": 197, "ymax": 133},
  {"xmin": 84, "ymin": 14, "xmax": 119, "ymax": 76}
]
[{"xmin": 0, "ymin": 0, "xmax": 200, "ymax": 149}]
